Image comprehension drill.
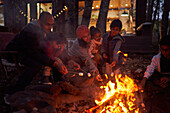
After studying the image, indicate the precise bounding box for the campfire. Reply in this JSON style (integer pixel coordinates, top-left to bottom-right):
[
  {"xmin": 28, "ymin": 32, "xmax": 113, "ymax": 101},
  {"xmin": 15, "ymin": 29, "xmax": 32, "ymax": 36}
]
[{"xmin": 86, "ymin": 73, "xmax": 145, "ymax": 113}]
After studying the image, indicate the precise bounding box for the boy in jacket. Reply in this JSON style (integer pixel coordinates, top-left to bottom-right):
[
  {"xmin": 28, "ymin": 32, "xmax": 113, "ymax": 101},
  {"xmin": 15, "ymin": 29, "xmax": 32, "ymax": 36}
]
[{"xmin": 101, "ymin": 19, "xmax": 125, "ymax": 76}]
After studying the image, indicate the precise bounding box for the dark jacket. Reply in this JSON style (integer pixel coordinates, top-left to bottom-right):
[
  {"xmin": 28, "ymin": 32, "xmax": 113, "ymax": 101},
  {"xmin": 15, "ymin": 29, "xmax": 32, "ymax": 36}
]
[
  {"xmin": 6, "ymin": 22, "xmax": 54, "ymax": 67},
  {"xmin": 101, "ymin": 33, "xmax": 125, "ymax": 65}
]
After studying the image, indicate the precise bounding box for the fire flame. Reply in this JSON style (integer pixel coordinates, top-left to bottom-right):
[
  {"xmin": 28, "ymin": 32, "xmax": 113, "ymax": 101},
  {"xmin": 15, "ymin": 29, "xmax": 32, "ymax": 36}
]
[{"xmin": 93, "ymin": 74, "xmax": 141, "ymax": 113}]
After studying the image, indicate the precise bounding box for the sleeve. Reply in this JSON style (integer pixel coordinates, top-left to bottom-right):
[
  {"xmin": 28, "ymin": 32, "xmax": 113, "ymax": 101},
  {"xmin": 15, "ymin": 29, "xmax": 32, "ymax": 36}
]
[
  {"xmin": 20, "ymin": 26, "xmax": 55, "ymax": 67},
  {"xmin": 79, "ymin": 48, "xmax": 98, "ymax": 73},
  {"xmin": 144, "ymin": 55, "xmax": 159, "ymax": 79},
  {"xmin": 88, "ymin": 41, "xmax": 95, "ymax": 58},
  {"xmin": 101, "ymin": 34, "xmax": 108, "ymax": 55},
  {"xmin": 113, "ymin": 40, "xmax": 122, "ymax": 62}
]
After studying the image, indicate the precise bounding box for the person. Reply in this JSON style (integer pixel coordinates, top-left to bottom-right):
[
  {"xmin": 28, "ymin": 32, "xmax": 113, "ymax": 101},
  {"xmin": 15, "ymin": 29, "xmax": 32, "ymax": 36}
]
[
  {"xmin": 140, "ymin": 35, "xmax": 170, "ymax": 89},
  {"xmin": 101, "ymin": 19, "xmax": 125, "ymax": 76},
  {"xmin": 68, "ymin": 25, "xmax": 102, "ymax": 81},
  {"xmin": 41, "ymin": 32, "xmax": 80, "ymax": 84},
  {"xmin": 4, "ymin": 12, "xmax": 67, "ymax": 104},
  {"xmin": 89, "ymin": 26, "xmax": 102, "ymax": 73},
  {"xmin": 139, "ymin": 35, "xmax": 170, "ymax": 113}
]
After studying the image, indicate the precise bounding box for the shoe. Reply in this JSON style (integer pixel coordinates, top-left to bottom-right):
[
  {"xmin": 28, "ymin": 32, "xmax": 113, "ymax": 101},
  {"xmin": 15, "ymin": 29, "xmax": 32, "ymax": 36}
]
[{"xmin": 4, "ymin": 94, "xmax": 10, "ymax": 105}]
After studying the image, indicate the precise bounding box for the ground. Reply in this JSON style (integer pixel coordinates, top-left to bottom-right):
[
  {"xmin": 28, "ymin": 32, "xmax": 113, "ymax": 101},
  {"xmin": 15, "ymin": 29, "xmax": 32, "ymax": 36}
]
[{"xmin": 0, "ymin": 53, "xmax": 155, "ymax": 113}]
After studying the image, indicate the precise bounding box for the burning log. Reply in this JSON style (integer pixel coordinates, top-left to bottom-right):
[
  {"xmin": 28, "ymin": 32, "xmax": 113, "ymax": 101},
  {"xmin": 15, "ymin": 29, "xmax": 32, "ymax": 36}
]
[{"xmin": 85, "ymin": 74, "xmax": 146, "ymax": 113}]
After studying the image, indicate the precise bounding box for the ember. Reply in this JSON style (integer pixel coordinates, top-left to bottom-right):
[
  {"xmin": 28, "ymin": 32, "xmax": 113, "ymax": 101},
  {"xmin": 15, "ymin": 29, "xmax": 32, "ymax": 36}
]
[{"xmin": 87, "ymin": 74, "xmax": 144, "ymax": 113}]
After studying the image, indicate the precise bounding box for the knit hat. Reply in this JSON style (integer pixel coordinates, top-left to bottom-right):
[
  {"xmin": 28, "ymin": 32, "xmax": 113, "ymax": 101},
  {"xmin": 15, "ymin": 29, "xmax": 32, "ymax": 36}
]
[{"xmin": 76, "ymin": 25, "xmax": 90, "ymax": 39}]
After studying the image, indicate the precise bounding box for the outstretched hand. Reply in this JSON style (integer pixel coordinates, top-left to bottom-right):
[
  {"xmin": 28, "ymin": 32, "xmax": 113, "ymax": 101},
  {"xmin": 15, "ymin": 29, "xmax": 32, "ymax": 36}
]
[
  {"xmin": 68, "ymin": 60, "xmax": 80, "ymax": 71},
  {"xmin": 53, "ymin": 57, "xmax": 68, "ymax": 75},
  {"xmin": 91, "ymin": 70, "xmax": 103, "ymax": 81}
]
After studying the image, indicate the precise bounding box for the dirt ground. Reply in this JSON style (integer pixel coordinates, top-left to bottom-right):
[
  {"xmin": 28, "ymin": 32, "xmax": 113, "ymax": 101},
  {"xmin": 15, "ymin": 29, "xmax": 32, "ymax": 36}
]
[{"xmin": 0, "ymin": 53, "xmax": 155, "ymax": 113}]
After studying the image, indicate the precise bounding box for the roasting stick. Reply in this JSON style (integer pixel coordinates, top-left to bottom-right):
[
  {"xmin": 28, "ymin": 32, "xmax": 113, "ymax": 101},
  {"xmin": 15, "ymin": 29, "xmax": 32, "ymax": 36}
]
[{"xmin": 79, "ymin": 68, "xmax": 87, "ymax": 74}]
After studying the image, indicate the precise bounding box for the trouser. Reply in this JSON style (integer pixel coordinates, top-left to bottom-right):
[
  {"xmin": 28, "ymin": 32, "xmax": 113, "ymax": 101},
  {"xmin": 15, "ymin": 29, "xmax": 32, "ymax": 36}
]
[
  {"xmin": 7, "ymin": 58, "xmax": 42, "ymax": 94},
  {"xmin": 51, "ymin": 67, "xmax": 63, "ymax": 83}
]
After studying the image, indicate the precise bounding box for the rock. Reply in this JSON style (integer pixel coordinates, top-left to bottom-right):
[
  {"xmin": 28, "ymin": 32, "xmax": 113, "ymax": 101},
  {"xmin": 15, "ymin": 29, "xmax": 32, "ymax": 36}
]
[{"xmin": 10, "ymin": 90, "xmax": 57, "ymax": 112}]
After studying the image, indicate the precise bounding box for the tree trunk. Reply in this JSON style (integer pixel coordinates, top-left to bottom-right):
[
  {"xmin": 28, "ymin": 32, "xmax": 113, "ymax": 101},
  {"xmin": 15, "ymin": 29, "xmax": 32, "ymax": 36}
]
[
  {"xmin": 161, "ymin": 0, "xmax": 169, "ymax": 38},
  {"xmin": 96, "ymin": 0, "xmax": 110, "ymax": 35},
  {"xmin": 81, "ymin": 0, "xmax": 93, "ymax": 27},
  {"xmin": 152, "ymin": 0, "xmax": 160, "ymax": 28},
  {"xmin": 146, "ymin": 0, "xmax": 154, "ymax": 22}
]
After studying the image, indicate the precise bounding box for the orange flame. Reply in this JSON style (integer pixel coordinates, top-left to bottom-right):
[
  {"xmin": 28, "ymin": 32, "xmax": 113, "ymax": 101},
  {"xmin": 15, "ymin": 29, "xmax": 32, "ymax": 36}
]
[{"xmin": 94, "ymin": 74, "xmax": 140, "ymax": 113}]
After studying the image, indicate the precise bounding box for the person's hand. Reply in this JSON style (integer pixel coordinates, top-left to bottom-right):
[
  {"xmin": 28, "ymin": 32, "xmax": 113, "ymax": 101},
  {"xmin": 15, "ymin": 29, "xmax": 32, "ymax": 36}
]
[
  {"xmin": 110, "ymin": 60, "xmax": 117, "ymax": 67},
  {"xmin": 90, "ymin": 70, "xmax": 103, "ymax": 81},
  {"xmin": 53, "ymin": 57, "xmax": 68, "ymax": 75},
  {"xmin": 159, "ymin": 77, "xmax": 169, "ymax": 88},
  {"xmin": 96, "ymin": 74, "xmax": 103, "ymax": 81},
  {"xmin": 68, "ymin": 60, "xmax": 80, "ymax": 70},
  {"xmin": 102, "ymin": 53, "xmax": 108, "ymax": 59}
]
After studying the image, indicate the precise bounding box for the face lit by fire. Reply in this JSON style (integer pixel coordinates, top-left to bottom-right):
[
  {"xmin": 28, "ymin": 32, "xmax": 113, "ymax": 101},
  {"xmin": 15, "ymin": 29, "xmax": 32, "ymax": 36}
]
[
  {"xmin": 39, "ymin": 16, "xmax": 54, "ymax": 34},
  {"xmin": 51, "ymin": 41, "xmax": 65, "ymax": 50},
  {"xmin": 110, "ymin": 27, "xmax": 120, "ymax": 37},
  {"xmin": 160, "ymin": 45, "xmax": 170, "ymax": 59},
  {"xmin": 81, "ymin": 32, "xmax": 91, "ymax": 43}
]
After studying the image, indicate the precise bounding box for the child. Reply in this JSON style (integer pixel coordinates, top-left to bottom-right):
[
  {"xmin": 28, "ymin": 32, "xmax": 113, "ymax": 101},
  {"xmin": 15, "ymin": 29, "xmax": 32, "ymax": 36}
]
[
  {"xmin": 140, "ymin": 35, "xmax": 170, "ymax": 89},
  {"xmin": 41, "ymin": 32, "xmax": 80, "ymax": 84},
  {"xmin": 101, "ymin": 19, "xmax": 125, "ymax": 75},
  {"xmin": 89, "ymin": 26, "xmax": 102, "ymax": 72}
]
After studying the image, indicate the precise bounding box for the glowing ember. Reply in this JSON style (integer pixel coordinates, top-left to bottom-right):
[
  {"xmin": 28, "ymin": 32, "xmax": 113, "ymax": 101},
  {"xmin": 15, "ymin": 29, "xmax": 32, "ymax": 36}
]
[{"xmin": 90, "ymin": 74, "xmax": 142, "ymax": 113}]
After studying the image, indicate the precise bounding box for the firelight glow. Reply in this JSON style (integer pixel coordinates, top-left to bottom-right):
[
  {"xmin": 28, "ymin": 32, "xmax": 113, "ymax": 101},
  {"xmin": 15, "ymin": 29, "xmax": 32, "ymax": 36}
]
[{"xmin": 94, "ymin": 74, "xmax": 140, "ymax": 113}]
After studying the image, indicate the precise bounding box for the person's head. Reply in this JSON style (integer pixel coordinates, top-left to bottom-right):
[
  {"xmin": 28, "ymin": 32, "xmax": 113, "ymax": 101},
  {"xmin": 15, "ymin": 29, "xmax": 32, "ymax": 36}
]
[
  {"xmin": 160, "ymin": 35, "xmax": 170, "ymax": 59},
  {"xmin": 110, "ymin": 19, "xmax": 122, "ymax": 37},
  {"xmin": 38, "ymin": 12, "xmax": 54, "ymax": 34},
  {"xmin": 46, "ymin": 32, "xmax": 67, "ymax": 49},
  {"xmin": 90, "ymin": 26, "xmax": 101, "ymax": 41},
  {"xmin": 76, "ymin": 25, "xmax": 91, "ymax": 43}
]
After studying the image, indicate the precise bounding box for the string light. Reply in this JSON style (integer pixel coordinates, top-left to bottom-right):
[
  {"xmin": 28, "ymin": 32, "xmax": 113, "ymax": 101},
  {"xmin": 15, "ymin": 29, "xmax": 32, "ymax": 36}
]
[
  {"xmin": 17, "ymin": 5, "xmax": 68, "ymax": 20},
  {"xmin": 54, "ymin": 6, "xmax": 68, "ymax": 18}
]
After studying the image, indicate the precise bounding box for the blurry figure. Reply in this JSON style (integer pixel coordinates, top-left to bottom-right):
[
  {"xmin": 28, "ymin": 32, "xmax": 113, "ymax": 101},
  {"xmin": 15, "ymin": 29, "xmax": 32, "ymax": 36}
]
[
  {"xmin": 68, "ymin": 25, "xmax": 102, "ymax": 81},
  {"xmin": 101, "ymin": 19, "xmax": 125, "ymax": 76},
  {"xmin": 140, "ymin": 35, "xmax": 170, "ymax": 89},
  {"xmin": 4, "ymin": 12, "xmax": 66, "ymax": 101},
  {"xmin": 41, "ymin": 32, "xmax": 80, "ymax": 84},
  {"xmin": 89, "ymin": 26, "xmax": 103, "ymax": 74},
  {"xmin": 140, "ymin": 35, "xmax": 170, "ymax": 113}
]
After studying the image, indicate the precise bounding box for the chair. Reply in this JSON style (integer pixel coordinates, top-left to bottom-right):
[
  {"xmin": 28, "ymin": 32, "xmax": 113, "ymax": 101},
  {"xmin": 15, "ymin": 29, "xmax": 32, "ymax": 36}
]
[{"xmin": 0, "ymin": 32, "xmax": 23, "ymax": 92}]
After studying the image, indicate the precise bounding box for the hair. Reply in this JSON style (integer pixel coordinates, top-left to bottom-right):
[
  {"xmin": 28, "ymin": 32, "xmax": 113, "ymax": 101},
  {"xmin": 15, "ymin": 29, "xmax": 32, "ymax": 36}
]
[
  {"xmin": 90, "ymin": 26, "xmax": 101, "ymax": 38},
  {"xmin": 110, "ymin": 19, "xmax": 122, "ymax": 30},
  {"xmin": 76, "ymin": 25, "xmax": 90, "ymax": 39},
  {"xmin": 39, "ymin": 11, "xmax": 53, "ymax": 21},
  {"xmin": 46, "ymin": 32, "xmax": 67, "ymax": 44},
  {"xmin": 160, "ymin": 35, "xmax": 170, "ymax": 46}
]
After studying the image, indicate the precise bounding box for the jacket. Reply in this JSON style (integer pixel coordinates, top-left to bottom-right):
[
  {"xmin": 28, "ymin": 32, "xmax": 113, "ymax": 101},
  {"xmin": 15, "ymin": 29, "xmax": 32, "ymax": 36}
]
[
  {"xmin": 6, "ymin": 21, "xmax": 54, "ymax": 67},
  {"xmin": 68, "ymin": 38, "xmax": 98, "ymax": 73},
  {"xmin": 144, "ymin": 52, "xmax": 161, "ymax": 79},
  {"xmin": 101, "ymin": 33, "xmax": 125, "ymax": 64}
]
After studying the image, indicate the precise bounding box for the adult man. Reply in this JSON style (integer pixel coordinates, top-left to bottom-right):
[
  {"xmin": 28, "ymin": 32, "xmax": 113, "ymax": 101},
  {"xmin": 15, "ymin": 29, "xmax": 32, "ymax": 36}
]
[
  {"xmin": 68, "ymin": 25, "xmax": 101, "ymax": 80},
  {"xmin": 4, "ymin": 12, "xmax": 67, "ymax": 104}
]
